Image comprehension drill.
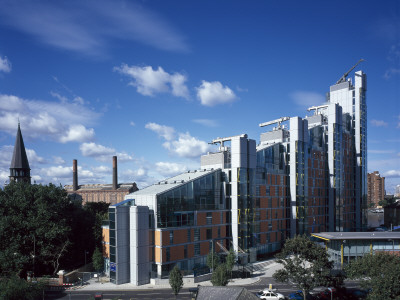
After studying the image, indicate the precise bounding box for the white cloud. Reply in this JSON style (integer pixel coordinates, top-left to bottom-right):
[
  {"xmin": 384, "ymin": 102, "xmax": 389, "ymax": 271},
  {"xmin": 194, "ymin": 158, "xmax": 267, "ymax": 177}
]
[
  {"xmin": 0, "ymin": 145, "xmax": 45, "ymax": 168},
  {"xmin": 116, "ymin": 152, "xmax": 133, "ymax": 162},
  {"xmin": 370, "ymin": 119, "xmax": 388, "ymax": 127},
  {"xmin": 155, "ymin": 162, "xmax": 188, "ymax": 177},
  {"xmin": 145, "ymin": 122, "xmax": 175, "ymax": 141},
  {"xmin": 42, "ymin": 165, "xmax": 94, "ymax": 181},
  {"xmin": 26, "ymin": 149, "xmax": 46, "ymax": 164},
  {"xmin": 60, "ymin": 125, "xmax": 95, "ymax": 143},
  {"xmin": 121, "ymin": 168, "xmax": 154, "ymax": 189},
  {"xmin": 384, "ymin": 68, "xmax": 400, "ymax": 79},
  {"xmin": 0, "ymin": 94, "xmax": 100, "ymax": 143},
  {"xmin": 0, "ymin": 0, "xmax": 188, "ymax": 56},
  {"xmin": 290, "ymin": 91, "xmax": 325, "ymax": 108},
  {"xmin": 192, "ymin": 119, "xmax": 218, "ymax": 127},
  {"xmin": 79, "ymin": 142, "xmax": 133, "ymax": 163},
  {"xmin": 163, "ymin": 132, "xmax": 212, "ymax": 158},
  {"xmin": 130, "ymin": 121, "xmax": 135, "ymax": 126},
  {"xmin": 397, "ymin": 115, "xmax": 400, "ymax": 128},
  {"xmin": 383, "ymin": 170, "xmax": 400, "ymax": 178},
  {"xmin": 0, "ymin": 56, "xmax": 11, "ymax": 73},
  {"xmin": 114, "ymin": 65, "xmax": 189, "ymax": 99},
  {"xmin": 52, "ymin": 156, "xmax": 65, "ymax": 165},
  {"xmin": 196, "ymin": 80, "xmax": 237, "ymax": 107},
  {"xmin": 80, "ymin": 142, "xmax": 115, "ymax": 158},
  {"xmin": 92, "ymin": 165, "xmax": 111, "ymax": 173}
]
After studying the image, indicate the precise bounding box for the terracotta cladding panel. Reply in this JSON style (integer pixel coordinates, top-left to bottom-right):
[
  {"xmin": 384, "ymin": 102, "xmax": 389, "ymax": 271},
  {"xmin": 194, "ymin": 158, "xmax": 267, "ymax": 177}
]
[
  {"xmin": 260, "ymin": 210, "xmax": 266, "ymax": 220},
  {"xmin": 197, "ymin": 212, "xmax": 206, "ymax": 226},
  {"xmin": 221, "ymin": 226, "xmax": 226, "ymax": 237},
  {"xmin": 102, "ymin": 228, "xmax": 109, "ymax": 244},
  {"xmin": 174, "ymin": 230, "xmax": 186, "ymax": 244},
  {"xmin": 212, "ymin": 226, "xmax": 217, "ymax": 238},
  {"xmin": 260, "ymin": 185, "xmax": 266, "ymax": 197},
  {"xmin": 200, "ymin": 242, "xmax": 209, "ymax": 255},
  {"xmin": 212, "ymin": 212, "xmax": 220, "ymax": 224},
  {"xmin": 170, "ymin": 245, "xmax": 184, "ymax": 261},
  {"xmin": 272, "ymin": 220, "xmax": 278, "ymax": 230},
  {"xmin": 277, "ymin": 176, "xmax": 281, "ymax": 185},
  {"xmin": 188, "ymin": 244, "xmax": 194, "ymax": 258},
  {"xmin": 260, "ymin": 197, "xmax": 268, "ymax": 208},
  {"xmin": 271, "ymin": 233, "xmax": 276, "ymax": 243},
  {"xmin": 200, "ymin": 228, "xmax": 207, "ymax": 240},
  {"xmin": 260, "ymin": 221, "xmax": 267, "ymax": 232},
  {"xmin": 260, "ymin": 233, "xmax": 266, "ymax": 244},
  {"xmin": 272, "ymin": 198, "xmax": 278, "ymax": 207},
  {"xmin": 102, "ymin": 243, "xmax": 109, "ymax": 258},
  {"xmin": 162, "ymin": 231, "xmax": 170, "ymax": 246}
]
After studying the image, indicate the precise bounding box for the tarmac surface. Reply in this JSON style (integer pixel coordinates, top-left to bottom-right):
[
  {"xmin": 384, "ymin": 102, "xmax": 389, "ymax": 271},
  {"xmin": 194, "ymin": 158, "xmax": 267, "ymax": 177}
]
[{"xmin": 77, "ymin": 259, "xmax": 283, "ymax": 291}]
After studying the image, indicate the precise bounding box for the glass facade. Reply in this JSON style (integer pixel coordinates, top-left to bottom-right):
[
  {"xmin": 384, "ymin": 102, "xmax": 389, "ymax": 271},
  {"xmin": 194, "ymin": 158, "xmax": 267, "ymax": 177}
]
[{"xmin": 156, "ymin": 170, "xmax": 222, "ymax": 228}]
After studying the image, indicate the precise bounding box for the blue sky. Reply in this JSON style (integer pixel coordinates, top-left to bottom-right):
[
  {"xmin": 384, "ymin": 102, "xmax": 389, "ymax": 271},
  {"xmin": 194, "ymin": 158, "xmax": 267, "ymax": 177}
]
[{"xmin": 0, "ymin": 0, "xmax": 399, "ymax": 193}]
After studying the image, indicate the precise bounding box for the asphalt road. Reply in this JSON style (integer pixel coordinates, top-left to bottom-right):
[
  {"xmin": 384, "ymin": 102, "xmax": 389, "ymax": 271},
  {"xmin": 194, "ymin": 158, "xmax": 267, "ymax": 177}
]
[{"xmin": 45, "ymin": 277, "xmax": 363, "ymax": 300}]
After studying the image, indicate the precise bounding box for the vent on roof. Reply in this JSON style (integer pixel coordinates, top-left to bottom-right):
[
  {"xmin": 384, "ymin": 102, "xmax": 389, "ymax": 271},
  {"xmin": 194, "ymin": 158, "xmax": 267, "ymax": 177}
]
[
  {"xmin": 165, "ymin": 181, "xmax": 168, "ymax": 184},
  {"xmin": 181, "ymin": 180, "xmax": 184, "ymax": 183}
]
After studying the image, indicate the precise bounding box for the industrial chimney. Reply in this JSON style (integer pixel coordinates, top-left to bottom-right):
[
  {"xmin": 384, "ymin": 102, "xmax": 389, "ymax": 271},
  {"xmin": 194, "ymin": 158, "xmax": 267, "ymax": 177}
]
[
  {"xmin": 73, "ymin": 159, "xmax": 78, "ymax": 191},
  {"xmin": 113, "ymin": 156, "xmax": 118, "ymax": 190}
]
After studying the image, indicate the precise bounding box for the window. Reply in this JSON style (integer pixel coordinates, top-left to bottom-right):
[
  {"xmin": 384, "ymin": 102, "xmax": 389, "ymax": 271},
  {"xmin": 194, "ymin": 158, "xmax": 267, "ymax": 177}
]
[
  {"xmin": 187, "ymin": 229, "xmax": 191, "ymax": 242},
  {"xmin": 194, "ymin": 243, "xmax": 200, "ymax": 256},
  {"xmin": 184, "ymin": 245, "xmax": 188, "ymax": 259},
  {"xmin": 218, "ymin": 227, "xmax": 221, "ymax": 238},
  {"xmin": 206, "ymin": 212, "xmax": 212, "ymax": 225},
  {"xmin": 206, "ymin": 228, "xmax": 212, "ymax": 240},
  {"xmin": 170, "ymin": 231, "xmax": 174, "ymax": 244},
  {"xmin": 166, "ymin": 248, "xmax": 170, "ymax": 262}
]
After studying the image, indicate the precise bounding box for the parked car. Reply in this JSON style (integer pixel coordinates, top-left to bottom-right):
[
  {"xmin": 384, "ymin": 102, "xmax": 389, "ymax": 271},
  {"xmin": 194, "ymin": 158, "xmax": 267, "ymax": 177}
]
[
  {"xmin": 256, "ymin": 289, "xmax": 285, "ymax": 300},
  {"xmin": 316, "ymin": 287, "xmax": 336, "ymax": 299},
  {"xmin": 288, "ymin": 290, "xmax": 314, "ymax": 300}
]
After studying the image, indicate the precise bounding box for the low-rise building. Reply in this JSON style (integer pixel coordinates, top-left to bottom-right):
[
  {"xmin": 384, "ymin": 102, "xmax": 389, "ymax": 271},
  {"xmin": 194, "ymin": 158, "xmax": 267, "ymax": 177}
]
[{"xmin": 311, "ymin": 232, "xmax": 400, "ymax": 269}]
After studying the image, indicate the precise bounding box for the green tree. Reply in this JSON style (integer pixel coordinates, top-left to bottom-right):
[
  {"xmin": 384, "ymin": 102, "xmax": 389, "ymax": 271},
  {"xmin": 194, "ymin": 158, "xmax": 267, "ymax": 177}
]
[
  {"xmin": 226, "ymin": 248, "xmax": 236, "ymax": 278},
  {"xmin": 0, "ymin": 275, "xmax": 45, "ymax": 300},
  {"xmin": 0, "ymin": 182, "xmax": 74, "ymax": 276},
  {"xmin": 345, "ymin": 252, "xmax": 400, "ymax": 300},
  {"xmin": 273, "ymin": 235, "xmax": 334, "ymax": 300},
  {"xmin": 206, "ymin": 250, "xmax": 220, "ymax": 271},
  {"xmin": 169, "ymin": 265, "xmax": 183, "ymax": 296},
  {"xmin": 92, "ymin": 247, "xmax": 104, "ymax": 272},
  {"xmin": 211, "ymin": 263, "xmax": 229, "ymax": 286}
]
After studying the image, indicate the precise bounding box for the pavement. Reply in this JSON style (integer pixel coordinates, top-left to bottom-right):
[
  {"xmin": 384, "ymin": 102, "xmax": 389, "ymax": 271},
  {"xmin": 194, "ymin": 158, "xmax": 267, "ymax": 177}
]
[{"xmin": 77, "ymin": 259, "xmax": 283, "ymax": 291}]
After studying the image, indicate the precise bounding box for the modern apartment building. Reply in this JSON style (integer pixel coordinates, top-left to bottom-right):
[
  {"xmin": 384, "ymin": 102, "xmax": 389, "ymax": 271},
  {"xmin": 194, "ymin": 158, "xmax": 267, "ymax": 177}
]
[
  {"xmin": 367, "ymin": 171, "xmax": 385, "ymax": 207},
  {"xmin": 104, "ymin": 67, "xmax": 368, "ymax": 285}
]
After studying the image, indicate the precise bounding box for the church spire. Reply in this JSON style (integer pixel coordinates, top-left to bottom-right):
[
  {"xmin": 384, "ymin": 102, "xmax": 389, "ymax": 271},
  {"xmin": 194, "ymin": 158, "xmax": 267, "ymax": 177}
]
[{"xmin": 9, "ymin": 123, "xmax": 31, "ymax": 183}]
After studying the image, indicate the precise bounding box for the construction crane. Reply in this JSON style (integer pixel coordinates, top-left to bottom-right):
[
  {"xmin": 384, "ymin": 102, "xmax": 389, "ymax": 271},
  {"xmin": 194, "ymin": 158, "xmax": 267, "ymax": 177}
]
[
  {"xmin": 336, "ymin": 59, "xmax": 365, "ymax": 84},
  {"xmin": 259, "ymin": 117, "xmax": 290, "ymax": 129}
]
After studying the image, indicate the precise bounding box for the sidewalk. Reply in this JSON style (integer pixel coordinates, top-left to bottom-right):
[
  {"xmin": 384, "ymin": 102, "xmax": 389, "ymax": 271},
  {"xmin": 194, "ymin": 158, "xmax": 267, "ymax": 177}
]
[{"xmin": 77, "ymin": 259, "xmax": 283, "ymax": 292}]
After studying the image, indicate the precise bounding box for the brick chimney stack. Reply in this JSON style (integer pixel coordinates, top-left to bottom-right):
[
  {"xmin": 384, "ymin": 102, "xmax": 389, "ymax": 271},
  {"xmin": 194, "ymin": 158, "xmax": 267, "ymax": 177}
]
[
  {"xmin": 73, "ymin": 159, "xmax": 78, "ymax": 191},
  {"xmin": 113, "ymin": 156, "xmax": 118, "ymax": 190}
]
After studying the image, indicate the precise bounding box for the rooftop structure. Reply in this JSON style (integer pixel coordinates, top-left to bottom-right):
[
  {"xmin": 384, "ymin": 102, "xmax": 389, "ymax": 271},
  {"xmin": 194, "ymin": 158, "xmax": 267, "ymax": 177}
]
[
  {"xmin": 65, "ymin": 156, "xmax": 138, "ymax": 205},
  {"xmin": 9, "ymin": 123, "xmax": 31, "ymax": 183}
]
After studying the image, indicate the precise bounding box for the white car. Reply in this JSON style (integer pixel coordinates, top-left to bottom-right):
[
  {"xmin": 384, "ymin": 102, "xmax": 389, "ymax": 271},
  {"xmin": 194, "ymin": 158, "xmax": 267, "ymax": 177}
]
[{"xmin": 256, "ymin": 289, "xmax": 285, "ymax": 300}]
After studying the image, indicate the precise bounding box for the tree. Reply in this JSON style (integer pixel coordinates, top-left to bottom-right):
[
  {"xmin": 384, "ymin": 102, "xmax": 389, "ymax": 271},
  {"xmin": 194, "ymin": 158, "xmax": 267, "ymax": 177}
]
[
  {"xmin": 206, "ymin": 250, "xmax": 220, "ymax": 271},
  {"xmin": 0, "ymin": 275, "xmax": 45, "ymax": 300},
  {"xmin": 211, "ymin": 263, "xmax": 229, "ymax": 286},
  {"xmin": 226, "ymin": 248, "xmax": 236, "ymax": 278},
  {"xmin": 273, "ymin": 235, "xmax": 334, "ymax": 300},
  {"xmin": 169, "ymin": 265, "xmax": 183, "ymax": 296},
  {"xmin": 0, "ymin": 182, "xmax": 74, "ymax": 276},
  {"xmin": 92, "ymin": 247, "xmax": 104, "ymax": 273},
  {"xmin": 345, "ymin": 252, "xmax": 400, "ymax": 299}
]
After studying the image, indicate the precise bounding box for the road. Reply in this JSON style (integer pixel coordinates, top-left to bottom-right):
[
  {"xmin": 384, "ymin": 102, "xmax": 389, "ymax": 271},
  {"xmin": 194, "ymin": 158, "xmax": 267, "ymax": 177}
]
[{"xmin": 46, "ymin": 277, "xmax": 363, "ymax": 299}]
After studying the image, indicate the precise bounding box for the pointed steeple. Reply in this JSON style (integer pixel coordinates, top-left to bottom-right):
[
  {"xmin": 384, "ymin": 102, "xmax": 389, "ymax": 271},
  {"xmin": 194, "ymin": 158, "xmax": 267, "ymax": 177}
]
[{"xmin": 9, "ymin": 123, "xmax": 31, "ymax": 183}]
